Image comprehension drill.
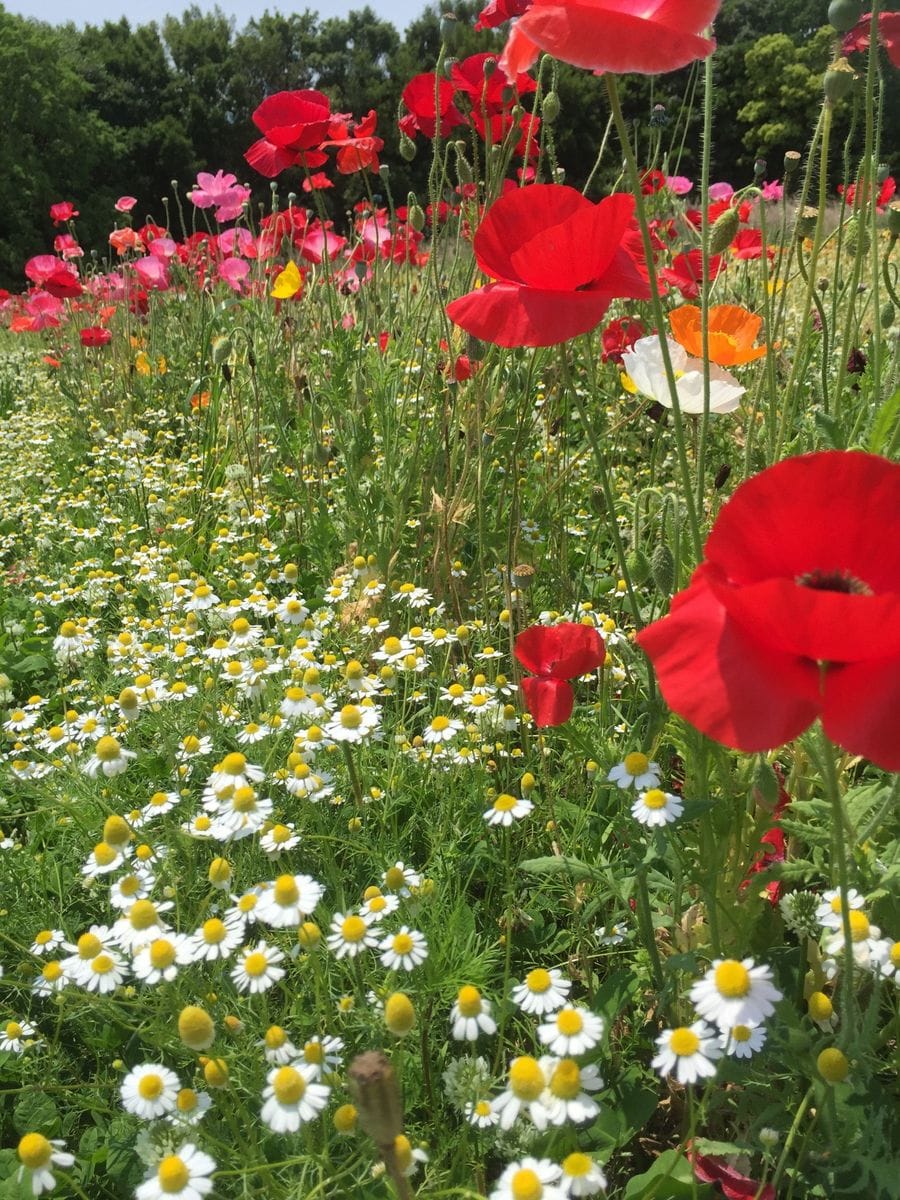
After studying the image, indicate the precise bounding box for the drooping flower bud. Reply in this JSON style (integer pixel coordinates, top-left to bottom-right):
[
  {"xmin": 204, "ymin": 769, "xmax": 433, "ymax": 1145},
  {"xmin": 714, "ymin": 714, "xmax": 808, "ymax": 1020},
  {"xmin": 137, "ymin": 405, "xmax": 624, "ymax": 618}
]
[{"xmin": 708, "ymin": 205, "xmax": 741, "ymax": 254}]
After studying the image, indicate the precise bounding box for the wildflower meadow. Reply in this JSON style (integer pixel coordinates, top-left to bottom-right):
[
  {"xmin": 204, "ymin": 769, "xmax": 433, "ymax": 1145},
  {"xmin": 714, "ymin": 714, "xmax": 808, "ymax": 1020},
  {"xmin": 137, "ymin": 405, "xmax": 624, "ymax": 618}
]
[{"xmin": 0, "ymin": 1, "xmax": 899, "ymax": 1198}]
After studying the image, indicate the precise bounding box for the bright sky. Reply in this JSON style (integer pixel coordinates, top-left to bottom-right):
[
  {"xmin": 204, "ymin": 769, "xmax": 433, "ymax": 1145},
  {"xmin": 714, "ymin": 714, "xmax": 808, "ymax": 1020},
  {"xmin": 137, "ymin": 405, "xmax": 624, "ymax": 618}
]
[{"xmin": 4, "ymin": 0, "xmax": 417, "ymax": 32}]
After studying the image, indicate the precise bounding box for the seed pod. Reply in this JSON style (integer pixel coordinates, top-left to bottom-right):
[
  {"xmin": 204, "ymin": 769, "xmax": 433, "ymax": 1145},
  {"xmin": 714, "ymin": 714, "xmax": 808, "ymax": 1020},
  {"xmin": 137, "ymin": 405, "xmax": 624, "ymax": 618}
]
[
  {"xmin": 827, "ymin": 0, "xmax": 863, "ymax": 33},
  {"xmin": 709, "ymin": 205, "xmax": 740, "ymax": 254},
  {"xmin": 650, "ymin": 542, "xmax": 675, "ymax": 595},
  {"xmin": 795, "ymin": 206, "xmax": 819, "ymax": 240},
  {"xmin": 752, "ymin": 758, "xmax": 780, "ymax": 810},
  {"xmin": 542, "ymin": 91, "xmax": 560, "ymax": 123},
  {"xmin": 625, "ymin": 548, "xmax": 651, "ymax": 586},
  {"xmin": 783, "ymin": 150, "xmax": 802, "ymax": 188},
  {"xmin": 824, "ymin": 58, "xmax": 856, "ymax": 103}
]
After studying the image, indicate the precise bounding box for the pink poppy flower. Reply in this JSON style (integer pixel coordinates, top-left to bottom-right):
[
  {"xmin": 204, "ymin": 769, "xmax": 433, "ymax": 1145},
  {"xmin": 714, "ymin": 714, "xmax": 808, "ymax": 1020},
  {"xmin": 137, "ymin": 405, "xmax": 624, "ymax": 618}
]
[{"xmin": 189, "ymin": 171, "xmax": 252, "ymax": 223}]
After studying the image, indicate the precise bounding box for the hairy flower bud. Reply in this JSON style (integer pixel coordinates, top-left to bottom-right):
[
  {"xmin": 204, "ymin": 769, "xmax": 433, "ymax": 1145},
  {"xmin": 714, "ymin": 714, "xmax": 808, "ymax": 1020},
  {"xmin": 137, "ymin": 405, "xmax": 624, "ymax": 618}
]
[
  {"xmin": 708, "ymin": 205, "xmax": 740, "ymax": 254},
  {"xmin": 348, "ymin": 1051, "xmax": 404, "ymax": 1148}
]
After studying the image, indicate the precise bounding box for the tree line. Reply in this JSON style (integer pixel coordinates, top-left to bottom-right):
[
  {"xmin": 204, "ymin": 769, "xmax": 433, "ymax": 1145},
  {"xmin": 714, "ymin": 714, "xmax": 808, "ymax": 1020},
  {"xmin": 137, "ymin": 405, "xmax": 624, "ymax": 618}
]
[{"xmin": 0, "ymin": 0, "xmax": 897, "ymax": 289}]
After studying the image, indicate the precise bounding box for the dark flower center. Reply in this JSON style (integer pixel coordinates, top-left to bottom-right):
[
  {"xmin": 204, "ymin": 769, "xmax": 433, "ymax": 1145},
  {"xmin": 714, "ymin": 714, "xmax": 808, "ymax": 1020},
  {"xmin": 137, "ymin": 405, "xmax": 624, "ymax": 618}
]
[{"xmin": 796, "ymin": 569, "xmax": 872, "ymax": 596}]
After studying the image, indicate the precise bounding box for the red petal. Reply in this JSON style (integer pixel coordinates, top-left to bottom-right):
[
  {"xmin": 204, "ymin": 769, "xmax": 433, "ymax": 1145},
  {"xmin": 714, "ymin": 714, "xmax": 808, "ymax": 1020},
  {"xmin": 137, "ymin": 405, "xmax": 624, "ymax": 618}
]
[
  {"xmin": 636, "ymin": 576, "xmax": 821, "ymax": 753},
  {"xmin": 447, "ymin": 281, "xmax": 611, "ymax": 347},
  {"xmin": 245, "ymin": 138, "xmax": 299, "ymax": 177},
  {"xmin": 691, "ymin": 1148, "xmax": 775, "ymax": 1200},
  {"xmin": 507, "ymin": 194, "xmax": 637, "ymax": 290},
  {"xmin": 474, "ymin": 184, "xmax": 594, "ymax": 284},
  {"xmin": 704, "ymin": 451, "xmax": 900, "ymax": 594},
  {"xmin": 515, "ymin": 622, "xmax": 605, "ymax": 678},
  {"xmin": 521, "ymin": 676, "xmax": 575, "ymax": 726},
  {"xmin": 823, "ymin": 656, "xmax": 900, "ymax": 770}
]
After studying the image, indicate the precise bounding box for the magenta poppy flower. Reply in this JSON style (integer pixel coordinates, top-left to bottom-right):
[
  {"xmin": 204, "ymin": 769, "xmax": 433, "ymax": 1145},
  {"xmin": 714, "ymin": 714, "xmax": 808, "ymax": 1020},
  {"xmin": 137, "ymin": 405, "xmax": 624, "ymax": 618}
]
[
  {"xmin": 49, "ymin": 201, "xmax": 78, "ymax": 224},
  {"xmin": 189, "ymin": 170, "xmax": 252, "ymax": 223},
  {"xmin": 637, "ymin": 451, "xmax": 900, "ymax": 770},
  {"xmin": 515, "ymin": 622, "xmax": 605, "ymax": 727},
  {"xmin": 446, "ymin": 184, "xmax": 651, "ymax": 347},
  {"xmin": 115, "ymin": 196, "xmax": 138, "ymax": 213}
]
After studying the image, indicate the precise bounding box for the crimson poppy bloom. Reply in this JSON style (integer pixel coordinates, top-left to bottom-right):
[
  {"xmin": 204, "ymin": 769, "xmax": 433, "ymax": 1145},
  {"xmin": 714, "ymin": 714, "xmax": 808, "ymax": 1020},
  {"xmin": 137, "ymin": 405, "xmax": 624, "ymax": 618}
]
[
  {"xmin": 476, "ymin": 0, "xmax": 531, "ymax": 30},
  {"xmin": 49, "ymin": 201, "xmax": 78, "ymax": 224},
  {"xmin": 658, "ymin": 249, "xmax": 724, "ymax": 299},
  {"xmin": 689, "ymin": 1146, "xmax": 775, "ymax": 1200},
  {"xmin": 837, "ymin": 175, "xmax": 896, "ymax": 212},
  {"xmin": 501, "ymin": 0, "xmax": 721, "ymax": 77},
  {"xmin": 399, "ymin": 74, "xmax": 466, "ymax": 139},
  {"xmin": 601, "ymin": 314, "xmax": 646, "ymax": 364},
  {"xmin": 450, "ymin": 52, "xmax": 536, "ymax": 113},
  {"xmin": 637, "ymin": 451, "xmax": 900, "ymax": 770},
  {"xmin": 446, "ymin": 184, "xmax": 652, "ymax": 347},
  {"xmin": 843, "ymin": 11, "xmax": 900, "ymax": 68},
  {"xmin": 80, "ymin": 326, "xmax": 112, "ymax": 347},
  {"xmin": 515, "ymin": 622, "xmax": 605, "ymax": 727},
  {"xmin": 322, "ymin": 110, "xmax": 383, "ymax": 174},
  {"xmin": 245, "ymin": 90, "xmax": 332, "ymax": 177}
]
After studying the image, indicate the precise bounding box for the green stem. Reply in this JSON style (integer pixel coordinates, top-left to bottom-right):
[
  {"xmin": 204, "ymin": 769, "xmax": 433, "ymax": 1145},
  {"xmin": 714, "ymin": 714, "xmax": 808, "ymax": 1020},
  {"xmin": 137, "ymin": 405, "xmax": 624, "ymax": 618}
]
[{"xmin": 768, "ymin": 1084, "xmax": 814, "ymax": 1195}]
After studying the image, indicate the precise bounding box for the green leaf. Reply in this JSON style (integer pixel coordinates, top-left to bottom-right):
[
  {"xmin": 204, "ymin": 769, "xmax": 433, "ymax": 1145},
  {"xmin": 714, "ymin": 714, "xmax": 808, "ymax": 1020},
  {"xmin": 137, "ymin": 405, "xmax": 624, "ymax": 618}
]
[
  {"xmin": 868, "ymin": 387, "xmax": 900, "ymax": 454},
  {"xmin": 519, "ymin": 855, "xmax": 605, "ymax": 882},
  {"xmin": 13, "ymin": 1090, "xmax": 59, "ymax": 1136},
  {"xmin": 623, "ymin": 1149, "xmax": 713, "ymax": 1199}
]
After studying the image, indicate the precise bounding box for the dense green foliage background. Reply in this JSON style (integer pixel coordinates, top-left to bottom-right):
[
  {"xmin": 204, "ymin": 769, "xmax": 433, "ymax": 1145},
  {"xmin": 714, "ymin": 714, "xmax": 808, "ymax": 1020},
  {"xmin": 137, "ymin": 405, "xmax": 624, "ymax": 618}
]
[{"xmin": 0, "ymin": 0, "xmax": 898, "ymax": 288}]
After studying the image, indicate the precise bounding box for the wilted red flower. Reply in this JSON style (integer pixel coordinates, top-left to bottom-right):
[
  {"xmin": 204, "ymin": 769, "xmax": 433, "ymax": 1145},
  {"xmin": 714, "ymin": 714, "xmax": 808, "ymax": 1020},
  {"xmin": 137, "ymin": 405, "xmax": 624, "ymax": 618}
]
[
  {"xmin": 446, "ymin": 184, "xmax": 652, "ymax": 347},
  {"xmin": 399, "ymin": 74, "xmax": 466, "ymax": 139},
  {"xmin": 49, "ymin": 201, "xmax": 78, "ymax": 224},
  {"xmin": 601, "ymin": 315, "xmax": 646, "ymax": 364},
  {"xmin": 80, "ymin": 326, "xmax": 112, "ymax": 347},
  {"xmin": 245, "ymin": 90, "xmax": 331, "ymax": 177},
  {"xmin": 690, "ymin": 1146, "xmax": 775, "ymax": 1200},
  {"xmin": 658, "ymin": 249, "xmax": 724, "ymax": 299},
  {"xmin": 637, "ymin": 451, "xmax": 900, "ymax": 770},
  {"xmin": 475, "ymin": 0, "xmax": 531, "ymax": 30},
  {"xmin": 515, "ymin": 622, "xmax": 605, "ymax": 727},
  {"xmin": 837, "ymin": 175, "xmax": 896, "ymax": 211},
  {"xmin": 842, "ymin": 11, "xmax": 900, "ymax": 68},
  {"xmin": 501, "ymin": 0, "xmax": 721, "ymax": 77}
]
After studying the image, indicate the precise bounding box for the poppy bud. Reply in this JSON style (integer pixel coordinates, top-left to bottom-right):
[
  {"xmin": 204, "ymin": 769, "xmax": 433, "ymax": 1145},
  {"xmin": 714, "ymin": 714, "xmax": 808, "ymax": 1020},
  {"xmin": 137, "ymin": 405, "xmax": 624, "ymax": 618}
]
[
  {"xmin": 886, "ymin": 201, "xmax": 900, "ymax": 237},
  {"xmin": 454, "ymin": 146, "xmax": 474, "ymax": 185},
  {"xmin": 650, "ymin": 543, "xmax": 675, "ymax": 595},
  {"xmin": 827, "ymin": 0, "xmax": 862, "ymax": 32},
  {"xmin": 824, "ymin": 58, "xmax": 856, "ymax": 104},
  {"xmin": 649, "ymin": 102, "xmax": 667, "ymax": 128},
  {"xmin": 752, "ymin": 758, "xmax": 780, "ymax": 810},
  {"xmin": 881, "ymin": 302, "xmax": 895, "ymax": 328},
  {"xmin": 714, "ymin": 463, "xmax": 732, "ymax": 490},
  {"xmin": 399, "ymin": 134, "xmax": 416, "ymax": 162},
  {"xmin": 753, "ymin": 157, "xmax": 767, "ymax": 183},
  {"xmin": 843, "ymin": 214, "xmax": 869, "ymax": 256},
  {"xmin": 625, "ymin": 548, "xmax": 651, "ymax": 586},
  {"xmin": 795, "ymin": 206, "xmax": 819, "ymax": 239},
  {"xmin": 408, "ymin": 205, "xmax": 426, "ymax": 232},
  {"xmin": 542, "ymin": 91, "xmax": 560, "ymax": 124},
  {"xmin": 709, "ymin": 205, "xmax": 740, "ymax": 254}
]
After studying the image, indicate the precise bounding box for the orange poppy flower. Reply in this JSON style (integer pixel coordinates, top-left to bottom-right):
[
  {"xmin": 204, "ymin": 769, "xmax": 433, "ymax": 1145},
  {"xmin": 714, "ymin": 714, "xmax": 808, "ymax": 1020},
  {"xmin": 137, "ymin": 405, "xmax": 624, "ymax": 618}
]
[{"xmin": 669, "ymin": 304, "xmax": 767, "ymax": 366}]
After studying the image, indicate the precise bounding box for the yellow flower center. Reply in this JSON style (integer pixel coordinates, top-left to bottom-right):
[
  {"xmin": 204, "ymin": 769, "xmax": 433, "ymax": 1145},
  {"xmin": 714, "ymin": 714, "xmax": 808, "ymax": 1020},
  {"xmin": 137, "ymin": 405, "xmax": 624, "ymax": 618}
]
[
  {"xmin": 18, "ymin": 1133, "xmax": 53, "ymax": 1170},
  {"xmin": 93, "ymin": 841, "xmax": 118, "ymax": 867},
  {"xmin": 95, "ymin": 735, "xmax": 122, "ymax": 762},
  {"xmin": 508, "ymin": 1056, "xmax": 545, "ymax": 1100},
  {"xmin": 303, "ymin": 1040, "xmax": 324, "ymax": 1063},
  {"xmin": 494, "ymin": 793, "xmax": 517, "ymax": 812},
  {"xmin": 77, "ymin": 932, "xmax": 102, "ymax": 959},
  {"xmin": 367, "ymin": 895, "xmax": 387, "ymax": 913},
  {"xmin": 525, "ymin": 967, "xmax": 551, "ymax": 993},
  {"xmin": 341, "ymin": 915, "xmax": 367, "ymax": 942},
  {"xmin": 148, "ymin": 792, "xmax": 170, "ymax": 809},
  {"xmin": 808, "ymin": 991, "xmax": 833, "ymax": 1022},
  {"xmin": 562, "ymin": 1152, "xmax": 592, "ymax": 1178},
  {"xmin": 158, "ymin": 1155, "xmax": 190, "ymax": 1193},
  {"xmin": 457, "ymin": 985, "xmax": 482, "ymax": 1017},
  {"xmin": 273, "ymin": 1066, "xmax": 306, "ymax": 1104},
  {"xmin": 270, "ymin": 824, "xmax": 292, "ymax": 843},
  {"xmin": 714, "ymin": 960, "xmax": 751, "ymax": 998},
  {"xmin": 6, "ymin": 1022, "xmax": 23, "ymax": 1038},
  {"xmin": 138, "ymin": 1073, "xmax": 164, "ymax": 1100},
  {"xmin": 624, "ymin": 751, "xmax": 649, "ymax": 775},
  {"xmin": 149, "ymin": 940, "xmax": 176, "ymax": 969},
  {"xmin": 556, "ymin": 1008, "xmax": 584, "ymax": 1036},
  {"xmin": 202, "ymin": 919, "xmax": 227, "ymax": 944},
  {"xmin": 550, "ymin": 1058, "xmax": 582, "ymax": 1099},
  {"xmin": 339, "ymin": 705, "xmax": 362, "ymax": 729},
  {"xmin": 669, "ymin": 1027, "xmax": 701, "ymax": 1056},
  {"xmin": 103, "ymin": 815, "xmax": 132, "ymax": 845},
  {"xmin": 384, "ymin": 867, "xmax": 405, "ymax": 890},
  {"xmin": 91, "ymin": 954, "xmax": 115, "ymax": 975},
  {"xmin": 34, "ymin": 930, "xmax": 53, "ymax": 945},
  {"xmin": 273, "ymin": 875, "xmax": 300, "ymax": 906},
  {"xmin": 383, "ymin": 637, "xmax": 402, "ymax": 655},
  {"xmin": 42, "ymin": 962, "xmax": 63, "ymax": 982},
  {"xmin": 817, "ymin": 1047, "xmax": 849, "ymax": 1083},
  {"xmin": 129, "ymin": 900, "xmax": 158, "ymax": 930},
  {"xmin": 642, "ymin": 788, "xmax": 667, "ymax": 810},
  {"xmin": 431, "ymin": 716, "xmax": 450, "ymax": 732},
  {"xmin": 731, "ymin": 1024, "xmax": 752, "ymax": 1042},
  {"xmin": 59, "ymin": 621, "xmax": 78, "ymax": 639},
  {"xmin": 392, "ymin": 932, "xmax": 414, "ymax": 955},
  {"xmin": 244, "ymin": 951, "xmax": 268, "ymax": 977},
  {"xmin": 510, "ymin": 1167, "xmax": 543, "ymax": 1200},
  {"xmin": 176, "ymin": 1088, "xmax": 198, "ymax": 1112},
  {"xmin": 848, "ymin": 910, "xmax": 870, "ymax": 941},
  {"xmin": 221, "ymin": 752, "xmax": 247, "ymax": 775},
  {"xmin": 182, "ymin": 735, "xmax": 201, "ymax": 753}
]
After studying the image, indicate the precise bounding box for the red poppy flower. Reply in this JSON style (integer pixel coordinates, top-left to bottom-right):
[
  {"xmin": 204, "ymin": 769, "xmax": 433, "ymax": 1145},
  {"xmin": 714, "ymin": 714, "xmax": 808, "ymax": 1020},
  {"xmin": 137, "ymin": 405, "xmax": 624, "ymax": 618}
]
[
  {"xmin": 637, "ymin": 451, "xmax": 900, "ymax": 770},
  {"xmin": 450, "ymin": 52, "xmax": 536, "ymax": 113},
  {"xmin": 501, "ymin": 0, "xmax": 721, "ymax": 77},
  {"xmin": 837, "ymin": 175, "xmax": 896, "ymax": 212},
  {"xmin": 399, "ymin": 74, "xmax": 466, "ymax": 140},
  {"xmin": 245, "ymin": 90, "xmax": 331, "ymax": 177},
  {"xmin": 842, "ymin": 11, "xmax": 900, "ymax": 68},
  {"xmin": 689, "ymin": 1146, "xmax": 775, "ymax": 1200},
  {"xmin": 49, "ymin": 201, "xmax": 79, "ymax": 224},
  {"xmin": 730, "ymin": 228, "xmax": 773, "ymax": 261},
  {"xmin": 446, "ymin": 184, "xmax": 652, "ymax": 347},
  {"xmin": 601, "ymin": 314, "xmax": 646, "ymax": 364},
  {"xmin": 741, "ymin": 764, "xmax": 791, "ymax": 906},
  {"xmin": 80, "ymin": 326, "xmax": 112, "ymax": 347},
  {"xmin": 515, "ymin": 622, "xmax": 605, "ymax": 727},
  {"xmin": 476, "ymin": 0, "xmax": 532, "ymax": 31},
  {"xmin": 470, "ymin": 109, "xmax": 541, "ymax": 159},
  {"xmin": 658, "ymin": 249, "xmax": 724, "ymax": 299},
  {"xmin": 323, "ymin": 110, "xmax": 383, "ymax": 174}
]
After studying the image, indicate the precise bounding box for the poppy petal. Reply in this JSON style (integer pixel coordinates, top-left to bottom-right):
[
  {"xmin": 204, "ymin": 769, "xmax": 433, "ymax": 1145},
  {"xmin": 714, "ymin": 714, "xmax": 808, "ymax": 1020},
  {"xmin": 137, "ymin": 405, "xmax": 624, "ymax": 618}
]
[
  {"xmin": 521, "ymin": 676, "xmax": 575, "ymax": 726},
  {"xmin": 447, "ymin": 281, "xmax": 613, "ymax": 347},
  {"xmin": 637, "ymin": 575, "xmax": 821, "ymax": 752},
  {"xmin": 245, "ymin": 137, "xmax": 299, "ymax": 177},
  {"xmin": 823, "ymin": 656, "xmax": 900, "ymax": 771},
  {"xmin": 515, "ymin": 623, "xmax": 605, "ymax": 678},
  {"xmin": 474, "ymin": 184, "xmax": 594, "ymax": 284}
]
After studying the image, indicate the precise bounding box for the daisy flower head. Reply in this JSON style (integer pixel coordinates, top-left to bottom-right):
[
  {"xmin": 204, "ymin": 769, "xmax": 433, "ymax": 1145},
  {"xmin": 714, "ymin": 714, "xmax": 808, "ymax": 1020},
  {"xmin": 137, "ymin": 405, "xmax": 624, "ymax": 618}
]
[
  {"xmin": 32, "ymin": 959, "xmax": 68, "ymax": 997},
  {"xmin": 1, "ymin": 1019, "xmax": 39, "ymax": 1053},
  {"xmin": 81, "ymin": 840, "xmax": 128, "ymax": 878},
  {"xmin": 537, "ymin": 1006, "xmax": 605, "ymax": 1057},
  {"xmin": 231, "ymin": 941, "xmax": 286, "ymax": 993},
  {"xmin": 512, "ymin": 967, "xmax": 571, "ymax": 1015},
  {"xmin": 540, "ymin": 1056, "xmax": 603, "ymax": 1125},
  {"xmin": 82, "ymin": 950, "xmax": 128, "ymax": 993},
  {"xmin": 260, "ymin": 1063, "xmax": 330, "ymax": 1133},
  {"xmin": 484, "ymin": 792, "xmax": 534, "ymax": 827},
  {"xmin": 30, "ymin": 929, "xmax": 65, "ymax": 955},
  {"xmin": 206, "ymin": 751, "xmax": 264, "ymax": 794},
  {"xmin": 259, "ymin": 822, "xmax": 300, "ymax": 856},
  {"xmin": 423, "ymin": 714, "xmax": 464, "ymax": 744},
  {"xmin": 135, "ymin": 1143, "xmax": 216, "ymax": 1200},
  {"xmin": 607, "ymin": 751, "xmax": 661, "ymax": 791},
  {"xmin": 121, "ymin": 1063, "xmax": 181, "ymax": 1119},
  {"xmin": 324, "ymin": 702, "xmax": 381, "ymax": 744},
  {"xmin": 719, "ymin": 1023, "xmax": 767, "ymax": 1058},
  {"xmin": 260, "ymin": 1025, "xmax": 299, "ymax": 1065},
  {"xmin": 17, "ymin": 1133, "xmax": 75, "ymax": 1196},
  {"xmin": 690, "ymin": 958, "xmax": 783, "ymax": 1031},
  {"xmin": 816, "ymin": 886, "xmax": 866, "ymax": 930},
  {"xmin": 489, "ymin": 1157, "xmax": 565, "ymax": 1200},
  {"xmin": 465, "ymin": 1097, "xmax": 499, "ymax": 1128},
  {"xmin": 595, "ymin": 921, "xmax": 628, "ymax": 945},
  {"xmin": 651, "ymin": 1020, "xmax": 722, "ymax": 1085},
  {"xmin": 113, "ymin": 898, "xmax": 173, "ymax": 952},
  {"xmin": 299, "ymin": 1034, "xmax": 344, "ymax": 1079},
  {"xmin": 380, "ymin": 925, "xmax": 429, "ymax": 972},
  {"xmin": 83, "ymin": 734, "xmax": 136, "ymax": 778},
  {"xmin": 167, "ymin": 1089, "xmax": 213, "ymax": 1127},
  {"xmin": 327, "ymin": 911, "xmax": 379, "ymax": 959},
  {"xmin": 492, "ymin": 1055, "xmax": 551, "ymax": 1130},
  {"xmin": 451, "ymin": 985, "xmax": 497, "ymax": 1041},
  {"xmin": 132, "ymin": 935, "xmax": 189, "ymax": 984},
  {"xmin": 631, "ymin": 788, "xmax": 683, "ymax": 827},
  {"xmin": 823, "ymin": 910, "xmax": 883, "ymax": 967},
  {"xmin": 187, "ymin": 914, "xmax": 245, "ymax": 961},
  {"xmin": 255, "ymin": 873, "xmax": 325, "ymax": 928},
  {"xmin": 393, "ymin": 1134, "xmax": 429, "ymax": 1177},
  {"xmin": 559, "ymin": 1152, "xmax": 607, "ymax": 1196},
  {"xmin": 383, "ymin": 861, "xmax": 421, "ymax": 896},
  {"xmin": 359, "ymin": 887, "xmax": 400, "ymax": 922}
]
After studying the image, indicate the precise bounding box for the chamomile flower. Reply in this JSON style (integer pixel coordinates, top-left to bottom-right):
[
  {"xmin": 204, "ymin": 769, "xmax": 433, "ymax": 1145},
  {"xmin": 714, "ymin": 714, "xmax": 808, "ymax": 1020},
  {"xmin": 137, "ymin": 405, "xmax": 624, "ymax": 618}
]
[
  {"xmin": 63, "ymin": 926, "xmax": 118, "ymax": 985},
  {"xmin": 260, "ymin": 1063, "xmax": 330, "ymax": 1133},
  {"xmin": 595, "ymin": 921, "xmax": 629, "ymax": 945},
  {"xmin": 719, "ymin": 1023, "xmax": 767, "ymax": 1058},
  {"xmin": 324, "ymin": 702, "xmax": 381, "ymax": 743},
  {"xmin": 167, "ymin": 1089, "xmax": 213, "ymax": 1127},
  {"xmin": 652, "ymin": 1021, "xmax": 722, "ymax": 1084},
  {"xmin": 489, "ymin": 1157, "xmax": 564, "ymax": 1200},
  {"xmin": 824, "ymin": 911, "xmax": 883, "ymax": 967},
  {"xmin": 83, "ymin": 734, "xmax": 136, "ymax": 778},
  {"xmin": 299, "ymin": 1035, "xmax": 344, "ymax": 1079},
  {"xmin": 109, "ymin": 871, "xmax": 154, "ymax": 909},
  {"xmin": 206, "ymin": 751, "xmax": 264, "ymax": 794},
  {"xmin": 327, "ymin": 912, "xmax": 379, "ymax": 959},
  {"xmin": 484, "ymin": 792, "xmax": 533, "ymax": 827},
  {"xmin": 256, "ymin": 873, "xmax": 325, "ymax": 928},
  {"xmin": 379, "ymin": 926, "xmax": 429, "ymax": 971},
  {"xmin": 465, "ymin": 1098, "xmax": 499, "ymax": 1129},
  {"xmin": 187, "ymin": 915, "xmax": 245, "ymax": 962},
  {"xmin": 512, "ymin": 967, "xmax": 571, "ymax": 1015},
  {"xmin": 559, "ymin": 1152, "xmax": 607, "ymax": 1196},
  {"xmin": 607, "ymin": 752, "xmax": 661, "ymax": 790},
  {"xmin": 32, "ymin": 960, "xmax": 68, "ymax": 997},
  {"xmin": 260, "ymin": 1025, "xmax": 299, "ymax": 1065},
  {"xmin": 422, "ymin": 715, "xmax": 464, "ymax": 744},
  {"xmin": 16, "ymin": 1133, "xmax": 75, "ymax": 1196},
  {"xmin": 1, "ymin": 1019, "xmax": 38, "ymax": 1053},
  {"xmin": 132, "ymin": 936, "xmax": 189, "ymax": 984},
  {"xmin": 231, "ymin": 941, "xmax": 285, "ymax": 993},
  {"xmin": 816, "ymin": 887, "xmax": 865, "ymax": 930},
  {"xmin": 81, "ymin": 840, "xmax": 128, "ymax": 878},
  {"xmin": 135, "ymin": 1144, "xmax": 216, "ymax": 1200},
  {"xmin": 690, "ymin": 958, "xmax": 782, "ymax": 1031},
  {"xmin": 113, "ymin": 899, "xmax": 174, "ymax": 952},
  {"xmin": 393, "ymin": 1134, "xmax": 429, "ymax": 1177},
  {"xmin": 141, "ymin": 790, "xmax": 181, "ymax": 821},
  {"xmin": 540, "ymin": 1057, "xmax": 603, "ymax": 1125},
  {"xmin": 492, "ymin": 1055, "xmax": 551, "ymax": 1130},
  {"xmin": 807, "ymin": 990, "xmax": 839, "ymax": 1031},
  {"xmin": 631, "ymin": 788, "xmax": 683, "ymax": 827},
  {"xmin": 537, "ymin": 1006, "xmax": 605, "ymax": 1056},
  {"xmin": 450, "ymin": 986, "xmax": 497, "ymax": 1041},
  {"xmin": 359, "ymin": 888, "xmax": 400, "ymax": 922},
  {"xmin": 259, "ymin": 822, "xmax": 300, "ymax": 856},
  {"xmin": 121, "ymin": 1063, "xmax": 181, "ymax": 1119},
  {"xmin": 83, "ymin": 951, "xmax": 128, "ymax": 993},
  {"xmin": 29, "ymin": 929, "xmax": 64, "ymax": 955}
]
